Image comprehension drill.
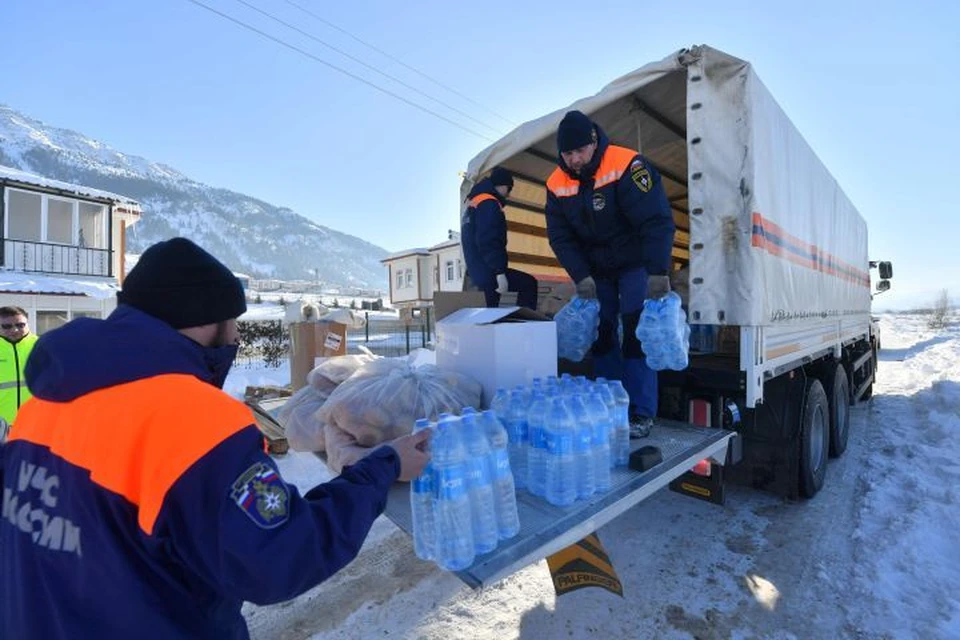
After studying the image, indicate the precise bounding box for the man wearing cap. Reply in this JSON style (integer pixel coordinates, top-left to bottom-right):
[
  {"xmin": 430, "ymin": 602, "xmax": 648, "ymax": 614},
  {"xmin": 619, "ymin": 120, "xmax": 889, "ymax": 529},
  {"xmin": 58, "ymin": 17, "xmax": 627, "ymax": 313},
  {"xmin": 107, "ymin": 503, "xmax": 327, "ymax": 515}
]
[
  {"xmin": 0, "ymin": 305, "xmax": 37, "ymax": 430},
  {"xmin": 545, "ymin": 111, "xmax": 675, "ymax": 431},
  {"xmin": 461, "ymin": 166, "xmax": 538, "ymax": 309},
  {"xmin": 0, "ymin": 237, "xmax": 430, "ymax": 639}
]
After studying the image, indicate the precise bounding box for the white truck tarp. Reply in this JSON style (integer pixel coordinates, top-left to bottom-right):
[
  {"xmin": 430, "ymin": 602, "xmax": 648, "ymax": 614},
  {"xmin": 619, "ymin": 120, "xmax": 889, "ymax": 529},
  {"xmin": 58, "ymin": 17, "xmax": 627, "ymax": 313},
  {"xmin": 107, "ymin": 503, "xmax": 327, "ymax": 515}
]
[{"xmin": 461, "ymin": 45, "xmax": 870, "ymax": 328}]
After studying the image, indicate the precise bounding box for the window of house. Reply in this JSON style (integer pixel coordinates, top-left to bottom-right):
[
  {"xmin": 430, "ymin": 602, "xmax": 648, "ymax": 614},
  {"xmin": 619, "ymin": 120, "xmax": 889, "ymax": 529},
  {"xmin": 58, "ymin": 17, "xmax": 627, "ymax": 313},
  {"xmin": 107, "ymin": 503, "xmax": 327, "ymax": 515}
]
[
  {"xmin": 36, "ymin": 310, "xmax": 69, "ymax": 335},
  {"xmin": 404, "ymin": 269, "xmax": 414, "ymax": 288},
  {"xmin": 456, "ymin": 259, "xmax": 463, "ymax": 280},
  {"xmin": 5, "ymin": 188, "xmax": 107, "ymax": 247},
  {"xmin": 47, "ymin": 197, "xmax": 75, "ymax": 245},
  {"xmin": 71, "ymin": 310, "xmax": 101, "ymax": 320},
  {"xmin": 79, "ymin": 203, "xmax": 107, "ymax": 248},
  {"xmin": 395, "ymin": 268, "xmax": 404, "ymax": 289},
  {"xmin": 445, "ymin": 260, "xmax": 454, "ymax": 282},
  {"xmin": 6, "ymin": 190, "xmax": 42, "ymax": 241}
]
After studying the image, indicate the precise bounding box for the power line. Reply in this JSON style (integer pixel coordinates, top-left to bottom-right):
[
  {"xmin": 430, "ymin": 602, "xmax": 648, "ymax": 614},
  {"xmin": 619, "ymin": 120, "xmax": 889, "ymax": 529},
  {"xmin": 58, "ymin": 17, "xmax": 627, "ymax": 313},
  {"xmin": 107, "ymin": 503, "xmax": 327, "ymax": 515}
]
[
  {"xmin": 185, "ymin": 0, "xmax": 496, "ymax": 142},
  {"xmin": 233, "ymin": 0, "xmax": 505, "ymax": 136},
  {"xmin": 282, "ymin": 0, "xmax": 516, "ymax": 127}
]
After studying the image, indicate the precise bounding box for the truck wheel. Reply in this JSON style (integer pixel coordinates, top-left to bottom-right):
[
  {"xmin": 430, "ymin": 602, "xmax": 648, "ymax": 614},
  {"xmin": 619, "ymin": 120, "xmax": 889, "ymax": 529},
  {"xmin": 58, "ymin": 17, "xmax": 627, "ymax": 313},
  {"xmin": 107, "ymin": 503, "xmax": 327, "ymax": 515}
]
[
  {"xmin": 799, "ymin": 378, "xmax": 829, "ymax": 498},
  {"xmin": 826, "ymin": 364, "xmax": 850, "ymax": 458}
]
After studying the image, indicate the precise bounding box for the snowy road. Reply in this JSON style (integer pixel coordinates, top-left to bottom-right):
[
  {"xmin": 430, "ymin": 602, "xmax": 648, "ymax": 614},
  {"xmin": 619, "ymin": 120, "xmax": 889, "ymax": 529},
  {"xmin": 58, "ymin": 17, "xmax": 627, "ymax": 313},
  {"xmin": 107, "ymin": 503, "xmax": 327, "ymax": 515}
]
[{"xmin": 243, "ymin": 314, "xmax": 959, "ymax": 639}]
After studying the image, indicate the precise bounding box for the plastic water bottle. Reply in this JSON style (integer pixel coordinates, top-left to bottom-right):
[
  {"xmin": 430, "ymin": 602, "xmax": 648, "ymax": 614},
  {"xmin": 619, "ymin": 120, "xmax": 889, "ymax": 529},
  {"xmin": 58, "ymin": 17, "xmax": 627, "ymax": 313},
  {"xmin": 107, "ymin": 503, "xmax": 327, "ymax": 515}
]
[
  {"xmin": 608, "ymin": 380, "xmax": 631, "ymax": 466},
  {"xmin": 567, "ymin": 394, "xmax": 596, "ymax": 500},
  {"xmin": 432, "ymin": 414, "xmax": 475, "ymax": 570},
  {"xmin": 490, "ymin": 387, "xmax": 510, "ymax": 422},
  {"xmin": 505, "ymin": 389, "xmax": 529, "ymax": 490},
  {"xmin": 410, "ymin": 418, "xmax": 436, "ymax": 561},
  {"xmin": 461, "ymin": 413, "xmax": 499, "ymax": 555},
  {"xmin": 481, "ymin": 410, "xmax": 520, "ymax": 540},
  {"xmin": 585, "ymin": 392, "xmax": 612, "ymax": 492},
  {"xmin": 544, "ymin": 397, "xmax": 577, "ymax": 506},
  {"xmin": 594, "ymin": 379, "xmax": 618, "ymax": 469},
  {"xmin": 526, "ymin": 390, "xmax": 549, "ymax": 497}
]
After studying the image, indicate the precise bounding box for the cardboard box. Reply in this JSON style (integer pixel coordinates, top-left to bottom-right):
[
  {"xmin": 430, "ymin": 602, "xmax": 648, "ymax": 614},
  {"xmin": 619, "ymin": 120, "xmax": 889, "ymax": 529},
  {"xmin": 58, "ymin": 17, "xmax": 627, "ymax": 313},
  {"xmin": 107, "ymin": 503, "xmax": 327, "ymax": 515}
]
[
  {"xmin": 289, "ymin": 320, "xmax": 347, "ymax": 391},
  {"xmin": 432, "ymin": 291, "xmax": 486, "ymax": 322},
  {"xmin": 436, "ymin": 306, "xmax": 557, "ymax": 408}
]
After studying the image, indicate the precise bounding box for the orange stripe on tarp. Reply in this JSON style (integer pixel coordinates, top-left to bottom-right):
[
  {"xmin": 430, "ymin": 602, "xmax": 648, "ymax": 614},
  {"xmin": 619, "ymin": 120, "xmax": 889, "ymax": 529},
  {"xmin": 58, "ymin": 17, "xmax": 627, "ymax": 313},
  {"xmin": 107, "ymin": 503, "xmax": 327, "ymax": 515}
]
[
  {"xmin": 751, "ymin": 212, "xmax": 869, "ymax": 287},
  {"xmin": 10, "ymin": 374, "xmax": 255, "ymax": 535}
]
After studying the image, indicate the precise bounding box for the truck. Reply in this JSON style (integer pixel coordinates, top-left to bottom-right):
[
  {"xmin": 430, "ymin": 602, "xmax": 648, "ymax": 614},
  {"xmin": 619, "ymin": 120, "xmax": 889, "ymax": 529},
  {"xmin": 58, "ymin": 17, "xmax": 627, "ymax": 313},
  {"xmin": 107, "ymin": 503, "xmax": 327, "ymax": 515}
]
[
  {"xmin": 457, "ymin": 43, "xmax": 891, "ymax": 502},
  {"xmin": 265, "ymin": 44, "xmax": 892, "ymax": 590}
]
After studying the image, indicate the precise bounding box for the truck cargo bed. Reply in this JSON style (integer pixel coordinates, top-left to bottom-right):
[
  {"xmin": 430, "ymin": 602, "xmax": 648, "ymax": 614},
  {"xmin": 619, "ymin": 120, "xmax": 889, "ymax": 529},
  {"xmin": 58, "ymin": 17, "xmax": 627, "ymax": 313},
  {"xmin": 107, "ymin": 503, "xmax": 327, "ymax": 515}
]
[
  {"xmin": 254, "ymin": 399, "xmax": 736, "ymax": 589},
  {"xmin": 383, "ymin": 419, "xmax": 736, "ymax": 588}
]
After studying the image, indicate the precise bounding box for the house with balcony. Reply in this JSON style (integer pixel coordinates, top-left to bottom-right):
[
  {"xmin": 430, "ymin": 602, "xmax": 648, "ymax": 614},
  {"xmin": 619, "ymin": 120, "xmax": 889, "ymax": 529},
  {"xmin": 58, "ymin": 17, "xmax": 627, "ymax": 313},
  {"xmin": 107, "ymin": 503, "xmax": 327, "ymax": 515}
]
[
  {"xmin": 381, "ymin": 231, "xmax": 467, "ymax": 309},
  {"xmin": 0, "ymin": 165, "xmax": 142, "ymax": 334}
]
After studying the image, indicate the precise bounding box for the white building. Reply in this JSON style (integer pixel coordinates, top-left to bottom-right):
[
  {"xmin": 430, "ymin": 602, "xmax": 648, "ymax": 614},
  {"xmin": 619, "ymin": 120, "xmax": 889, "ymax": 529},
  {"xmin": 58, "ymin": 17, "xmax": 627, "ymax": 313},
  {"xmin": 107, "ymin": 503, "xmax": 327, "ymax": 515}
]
[
  {"xmin": 0, "ymin": 166, "xmax": 142, "ymax": 333},
  {"xmin": 381, "ymin": 231, "xmax": 466, "ymax": 309},
  {"xmin": 429, "ymin": 232, "xmax": 464, "ymax": 294},
  {"xmin": 381, "ymin": 248, "xmax": 433, "ymax": 308}
]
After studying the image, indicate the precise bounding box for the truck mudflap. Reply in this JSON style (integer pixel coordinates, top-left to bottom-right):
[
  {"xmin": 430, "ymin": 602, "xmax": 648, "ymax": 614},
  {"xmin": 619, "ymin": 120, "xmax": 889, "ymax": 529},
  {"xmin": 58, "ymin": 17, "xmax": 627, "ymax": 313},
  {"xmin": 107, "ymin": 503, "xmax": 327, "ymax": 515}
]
[{"xmin": 381, "ymin": 419, "xmax": 738, "ymax": 589}]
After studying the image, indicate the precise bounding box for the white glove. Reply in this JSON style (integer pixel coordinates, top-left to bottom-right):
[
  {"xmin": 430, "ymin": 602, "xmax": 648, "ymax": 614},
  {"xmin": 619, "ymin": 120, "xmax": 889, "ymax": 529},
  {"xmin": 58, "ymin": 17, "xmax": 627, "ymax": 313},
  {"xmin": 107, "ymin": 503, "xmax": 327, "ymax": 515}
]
[{"xmin": 495, "ymin": 273, "xmax": 509, "ymax": 295}]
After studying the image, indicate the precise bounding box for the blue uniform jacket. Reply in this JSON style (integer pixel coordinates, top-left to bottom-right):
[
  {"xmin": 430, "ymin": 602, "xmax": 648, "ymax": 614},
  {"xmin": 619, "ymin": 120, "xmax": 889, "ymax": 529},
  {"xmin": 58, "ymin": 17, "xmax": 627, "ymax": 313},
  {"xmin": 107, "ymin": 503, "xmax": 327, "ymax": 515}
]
[
  {"xmin": 545, "ymin": 125, "xmax": 675, "ymax": 283},
  {"xmin": 0, "ymin": 305, "xmax": 400, "ymax": 639},
  {"xmin": 460, "ymin": 177, "xmax": 508, "ymax": 289}
]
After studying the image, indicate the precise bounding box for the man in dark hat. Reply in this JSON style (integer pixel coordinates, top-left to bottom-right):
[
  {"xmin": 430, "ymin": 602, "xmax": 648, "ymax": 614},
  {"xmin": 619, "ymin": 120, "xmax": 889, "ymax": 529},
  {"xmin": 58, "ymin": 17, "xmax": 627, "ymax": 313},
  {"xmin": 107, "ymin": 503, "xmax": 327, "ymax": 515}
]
[
  {"xmin": 0, "ymin": 237, "xmax": 430, "ymax": 638},
  {"xmin": 461, "ymin": 166, "xmax": 539, "ymax": 309},
  {"xmin": 546, "ymin": 110, "xmax": 675, "ymax": 433}
]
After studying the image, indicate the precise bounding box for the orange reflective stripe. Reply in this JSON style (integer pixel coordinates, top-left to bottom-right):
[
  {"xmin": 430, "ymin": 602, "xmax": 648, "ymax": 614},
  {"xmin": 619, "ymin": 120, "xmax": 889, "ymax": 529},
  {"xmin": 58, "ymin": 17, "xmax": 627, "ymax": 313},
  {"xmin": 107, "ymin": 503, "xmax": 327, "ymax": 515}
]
[
  {"xmin": 469, "ymin": 193, "xmax": 501, "ymax": 209},
  {"xmin": 547, "ymin": 168, "xmax": 578, "ymax": 197},
  {"xmin": 11, "ymin": 374, "xmax": 255, "ymax": 535},
  {"xmin": 593, "ymin": 146, "xmax": 639, "ymax": 189},
  {"xmin": 547, "ymin": 146, "xmax": 640, "ymax": 196}
]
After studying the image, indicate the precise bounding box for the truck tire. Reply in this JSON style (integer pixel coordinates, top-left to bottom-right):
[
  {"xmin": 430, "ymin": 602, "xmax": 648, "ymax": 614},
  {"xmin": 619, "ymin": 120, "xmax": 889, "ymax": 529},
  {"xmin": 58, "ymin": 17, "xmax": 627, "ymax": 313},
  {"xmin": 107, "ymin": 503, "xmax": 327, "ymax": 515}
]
[
  {"xmin": 826, "ymin": 364, "xmax": 850, "ymax": 458},
  {"xmin": 799, "ymin": 378, "xmax": 829, "ymax": 498}
]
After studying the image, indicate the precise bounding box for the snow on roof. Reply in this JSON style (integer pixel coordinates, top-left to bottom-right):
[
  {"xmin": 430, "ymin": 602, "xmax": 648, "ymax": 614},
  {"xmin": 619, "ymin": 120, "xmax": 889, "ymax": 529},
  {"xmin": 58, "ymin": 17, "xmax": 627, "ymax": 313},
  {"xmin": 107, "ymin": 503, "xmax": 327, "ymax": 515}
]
[
  {"xmin": 0, "ymin": 164, "xmax": 141, "ymax": 211},
  {"xmin": 0, "ymin": 270, "xmax": 119, "ymax": 299},
  {"xmin": 380, "ymin": 248, "xmax": 430, "ymax": 263},
  {"xmin": 428, "ymin": 238, "xmax": 460, "ymax": 252}
]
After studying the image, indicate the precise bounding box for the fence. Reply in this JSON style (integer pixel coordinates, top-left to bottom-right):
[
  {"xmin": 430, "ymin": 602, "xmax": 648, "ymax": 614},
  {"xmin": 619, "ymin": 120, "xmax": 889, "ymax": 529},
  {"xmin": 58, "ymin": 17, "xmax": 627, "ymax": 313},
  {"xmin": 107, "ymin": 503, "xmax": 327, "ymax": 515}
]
[{"xmin": 235, "ymin": 312, "xmax": 436, "ymax": 369}]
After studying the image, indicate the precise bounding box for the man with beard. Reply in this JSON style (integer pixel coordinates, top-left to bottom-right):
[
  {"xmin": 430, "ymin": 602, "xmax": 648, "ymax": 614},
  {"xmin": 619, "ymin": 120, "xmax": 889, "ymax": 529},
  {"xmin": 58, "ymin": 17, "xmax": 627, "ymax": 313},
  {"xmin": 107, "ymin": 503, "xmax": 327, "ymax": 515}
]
[
  {"xmin": 0, "ymin": 237, "xmax": 430, "ymax": 639},
  {"xmin": 545, "ymin": 111, "xmax": 675, "ymax": 434}
]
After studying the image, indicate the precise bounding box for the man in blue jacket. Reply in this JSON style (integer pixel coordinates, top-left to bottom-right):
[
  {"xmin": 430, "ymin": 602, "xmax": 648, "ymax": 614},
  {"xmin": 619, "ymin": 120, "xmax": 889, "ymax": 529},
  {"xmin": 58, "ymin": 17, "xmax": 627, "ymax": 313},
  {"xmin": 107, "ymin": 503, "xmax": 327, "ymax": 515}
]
[
  {"xmin": 0, "ymin": 237, "xmax": 430, "ymax": 639},
  {"xmin": 461, "ymin": 167, "xmax": 538, "ymax": 309},
  {"xmin": 545, "ymin": 111, "xmax": 675, "ymax": 431}
]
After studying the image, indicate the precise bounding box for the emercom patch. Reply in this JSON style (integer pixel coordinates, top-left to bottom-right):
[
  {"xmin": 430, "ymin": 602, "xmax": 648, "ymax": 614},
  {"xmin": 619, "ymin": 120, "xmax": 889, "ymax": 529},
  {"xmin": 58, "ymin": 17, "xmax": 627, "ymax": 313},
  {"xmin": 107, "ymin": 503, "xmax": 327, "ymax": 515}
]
[
  {"xmin": 631, "ymin": 162, "xmax": 653, "ymax": 193},
  {"xmin": 230, "ymin": 461, "xmax": 290, "ymax": 529}
]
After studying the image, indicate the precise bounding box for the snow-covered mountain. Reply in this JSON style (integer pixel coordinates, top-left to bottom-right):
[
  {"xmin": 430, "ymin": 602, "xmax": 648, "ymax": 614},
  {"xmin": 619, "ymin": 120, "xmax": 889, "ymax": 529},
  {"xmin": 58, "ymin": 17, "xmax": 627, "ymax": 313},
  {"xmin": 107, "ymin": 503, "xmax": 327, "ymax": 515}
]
[{"xmin": 0, "ymin": 105, "xmax": 388, "ymax": 290}]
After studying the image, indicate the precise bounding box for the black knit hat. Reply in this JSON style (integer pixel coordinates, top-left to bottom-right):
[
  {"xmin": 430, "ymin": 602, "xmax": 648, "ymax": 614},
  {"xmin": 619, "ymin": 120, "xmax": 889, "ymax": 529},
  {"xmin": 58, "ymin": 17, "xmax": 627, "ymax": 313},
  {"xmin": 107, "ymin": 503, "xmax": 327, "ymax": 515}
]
[
  {"xmin": 489, "ymin": 167, "xmax": 514, "ymax": 189},
  {"xmin": 557, "ymin": 110, "xmax": 596, "ymax": 152},
  {"xmin": 118, "ymin": 238, "xmax": 247, "ymax": 329}
]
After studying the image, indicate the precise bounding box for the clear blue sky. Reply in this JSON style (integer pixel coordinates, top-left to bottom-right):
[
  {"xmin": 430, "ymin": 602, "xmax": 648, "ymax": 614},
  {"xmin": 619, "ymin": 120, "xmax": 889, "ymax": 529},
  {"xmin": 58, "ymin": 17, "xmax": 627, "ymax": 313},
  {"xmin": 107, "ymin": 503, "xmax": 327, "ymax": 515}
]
[{"xmin": 3, "ymin": 0, "xmax": 957, "ymax": 310}]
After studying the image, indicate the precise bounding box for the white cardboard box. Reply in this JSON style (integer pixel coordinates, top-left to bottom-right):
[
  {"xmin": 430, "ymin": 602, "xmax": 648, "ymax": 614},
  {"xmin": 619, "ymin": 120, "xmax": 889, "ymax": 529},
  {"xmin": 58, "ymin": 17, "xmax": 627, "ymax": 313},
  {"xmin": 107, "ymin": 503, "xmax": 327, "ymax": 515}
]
[{"xmin": 436, "ymin": 306, "xmax": 557, "ymax": 408}]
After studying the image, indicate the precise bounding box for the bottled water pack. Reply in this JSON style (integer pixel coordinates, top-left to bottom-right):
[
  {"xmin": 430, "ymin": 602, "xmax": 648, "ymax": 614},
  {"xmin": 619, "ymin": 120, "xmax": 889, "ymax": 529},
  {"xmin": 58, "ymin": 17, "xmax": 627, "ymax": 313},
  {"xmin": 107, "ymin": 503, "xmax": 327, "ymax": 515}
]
[
  {"xmin": 635, "ymin": 291, "xmax": 691, "ymax": 371},
  {"xmin": 555, "ymin": 296, "xmax": 601, "ymax": 362},
  {"xmin": 409, "ymin": 410, "xmax": 520, "ymax": 572}
]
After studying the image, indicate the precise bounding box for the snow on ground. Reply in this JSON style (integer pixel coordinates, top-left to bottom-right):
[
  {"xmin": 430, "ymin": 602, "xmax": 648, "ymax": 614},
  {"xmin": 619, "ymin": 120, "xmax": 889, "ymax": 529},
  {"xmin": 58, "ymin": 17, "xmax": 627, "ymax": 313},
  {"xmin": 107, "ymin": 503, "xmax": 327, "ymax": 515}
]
[{"xmin": 235, "ymin": 313, "xmax": 960, "ymax": 639}]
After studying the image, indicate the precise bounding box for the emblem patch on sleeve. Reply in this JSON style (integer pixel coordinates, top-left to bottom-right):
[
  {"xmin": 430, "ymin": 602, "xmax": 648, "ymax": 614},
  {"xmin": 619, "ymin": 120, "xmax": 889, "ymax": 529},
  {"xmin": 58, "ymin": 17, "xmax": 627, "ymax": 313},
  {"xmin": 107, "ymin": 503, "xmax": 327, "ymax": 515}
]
[
  {"xmin": 631, "ymin": 162, "xmax": 653, "ymax": 193},
  {"xmin": 230, "ymin": 462, "xmax": 290, "ymax": 528}
]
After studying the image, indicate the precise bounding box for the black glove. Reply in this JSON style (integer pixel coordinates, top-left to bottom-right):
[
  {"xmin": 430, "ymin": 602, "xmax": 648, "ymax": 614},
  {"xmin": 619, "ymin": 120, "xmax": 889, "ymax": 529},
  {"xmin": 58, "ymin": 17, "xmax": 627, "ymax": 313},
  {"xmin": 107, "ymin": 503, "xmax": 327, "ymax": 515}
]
[
  {"xmin": 646, "ymin": 275, "xmax": 670, "ymax": 300},
  {"xmin": 575, "ymin": 276, "xmax": 597, "ymax": 299}
]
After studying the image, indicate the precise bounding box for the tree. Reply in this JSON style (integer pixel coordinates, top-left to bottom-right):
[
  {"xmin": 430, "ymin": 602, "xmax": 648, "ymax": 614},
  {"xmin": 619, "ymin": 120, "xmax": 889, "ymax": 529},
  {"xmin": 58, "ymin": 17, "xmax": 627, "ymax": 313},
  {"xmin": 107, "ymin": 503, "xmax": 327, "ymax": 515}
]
[
  {"xmin": 332, "ymin": 298, "xmax": 340, "ymax": 308},
  {"xmin": 254, "ymin": 293, "xmax": 262, "ymax": 304},
  {"xmin": 929, "ymin": 289, "xmax": 950, "ymax": 329},
  {"xmin": 278, "ymin": 296, "xmax": 287, "ymax": 308},
  {"xmin": 349, "ymin": 299, "xmax": 358, "ymax": 310}
]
